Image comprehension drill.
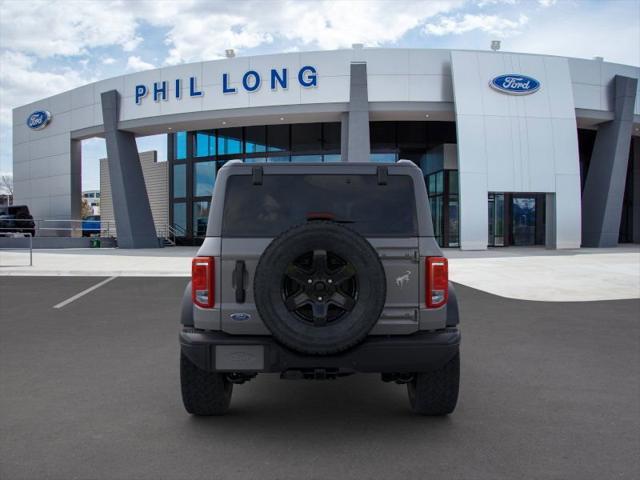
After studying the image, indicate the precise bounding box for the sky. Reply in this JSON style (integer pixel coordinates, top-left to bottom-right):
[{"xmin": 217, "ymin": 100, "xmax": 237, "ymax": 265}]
[{"xmin": 0, "ymin": 0, "xmax": 639, "ymax": 191}]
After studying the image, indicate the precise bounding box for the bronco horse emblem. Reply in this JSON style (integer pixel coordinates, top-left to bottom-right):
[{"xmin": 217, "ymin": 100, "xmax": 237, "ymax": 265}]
[{"xmin": 395, "ymin": 270, "xmax": 411, "ymax": 288}]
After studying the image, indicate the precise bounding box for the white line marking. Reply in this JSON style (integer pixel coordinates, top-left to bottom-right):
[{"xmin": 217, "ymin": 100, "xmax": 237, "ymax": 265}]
[{"xmin": 53, "ymin": 276, "xmax": 118, "ymax": 309}]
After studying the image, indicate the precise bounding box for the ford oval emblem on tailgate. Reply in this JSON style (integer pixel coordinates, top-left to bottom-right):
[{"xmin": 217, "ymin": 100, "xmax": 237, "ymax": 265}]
[{"xmin": 230, "ymin": 312, "xmax": 251, "ymax": 321}]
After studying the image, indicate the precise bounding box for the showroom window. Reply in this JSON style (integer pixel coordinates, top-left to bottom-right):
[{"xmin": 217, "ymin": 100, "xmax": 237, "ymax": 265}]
[
  {"xmin": 292, "ymin": 123, "xmax": 322, "ymax": 152},
  {"xmin": 426, "ymin": 169, "xmax": 459, "ymax": 248},
  {"xmin": 173, "ymin": 164, "xmax": 186, "ymax": 198},
  {"xmin": 174, "ymin": 131, "xmax": 187, "ymax": 160},
  {"xmin": 173, "ymin": 202, "xmax": 187, "ymax": 233},
  {"xmin": 267, "ymin": 124, "xmax": 290, "ymax": 152},
  {"xmin": 245, "ymin": 126, "xmax": 267, "ymax": 154},
  {"xmin": 217, "ymin": 127, "xmax": 243, "ymax": 156},
  {"xmin": 194, "ymin": 161, "xmax": 216, "ymax": 197},
  {"xmin": 194, "ymin": 131, "xmax": 215, "ymax": 157},
  {"xmin": 193, "ymin": 201, "xmax": 211, "ymax": 237},
  {"xmin": 370, "ymin": 153, "xmax": 397, "ymax": 163},
  {"xmin": 168, "ymin": 121, "xmax": 458, "ymax": 244},
  {"xmin": 168, "ymin": 122, "xmax": 342, "ymax": 243}
]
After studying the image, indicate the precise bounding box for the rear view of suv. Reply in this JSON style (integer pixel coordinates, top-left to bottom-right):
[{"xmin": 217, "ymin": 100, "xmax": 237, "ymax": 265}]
[{"xmin": 179, "ymin": 161, "xmax": 460, "ymax": 416}]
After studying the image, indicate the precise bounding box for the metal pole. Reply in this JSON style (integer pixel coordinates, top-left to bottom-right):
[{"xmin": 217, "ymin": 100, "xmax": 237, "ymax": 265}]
[{"xmin": 29, "ymin": 233, "xmax": 32, "ymax": 266}]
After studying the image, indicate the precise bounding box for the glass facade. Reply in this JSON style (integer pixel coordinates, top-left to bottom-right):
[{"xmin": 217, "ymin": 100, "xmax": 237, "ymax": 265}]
[
  {"xmin": 370, "ymin": 153, "xmax": 398, "ymax": 163},
  {"xmin": 218, "ymin": 128, "xmax": 243, "ymax": 155},
  {"xmin": 173, "ymin": 202, "xmax": 187, "ymax": 233},
  {"xmin": 168, "ymin": 121, "xmax": 459, "ymax": 244},
  {"xmin": 193, "ymin": 161, "xmax": 215, "ymax": 197},
  {"xmin": 193, "ymin": 201, "xmax": 210, "ymax": 238},
  {"xmin": 173, "ymin": 164, "xmax": 186, "ymax": 198},
  {"xmin": 245, "ymin": 126, "xmax": 267, "ymax": 153},
  {"xmin": 169, "ymin": 122, "xmax": 343, "ymax": 241},
  {"xmin": 194, "ymin": 132, "xmax": 215, "ymax": 157},
  {"xmin": 370, "ymin": 121, "xmax": 457, "ymax": 155},
  {"xmin": 425, "ymin": 170, "xmax": 459, "ymax": 247},
  {"xmin": 174, "ymin": 131, "xmax": 187, "ymax": 160}
]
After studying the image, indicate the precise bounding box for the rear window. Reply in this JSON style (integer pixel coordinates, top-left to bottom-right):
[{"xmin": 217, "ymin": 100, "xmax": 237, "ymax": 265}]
[{"xmin": 222, "ymin": 174, "xmax": 417, "ymax": 237}]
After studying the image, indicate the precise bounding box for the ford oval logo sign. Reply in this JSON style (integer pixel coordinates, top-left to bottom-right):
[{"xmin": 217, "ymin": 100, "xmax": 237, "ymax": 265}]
[
  {"xmin": 26, "ymin": 110, "xmax": 52, "ymax": 130},
  {"xmin": 490, "ymin": 74, "xmax": 540, "ymax": 95},
  {"xmin": 230, "ymin": 312, "xmax": 251, "ymax": 321}
]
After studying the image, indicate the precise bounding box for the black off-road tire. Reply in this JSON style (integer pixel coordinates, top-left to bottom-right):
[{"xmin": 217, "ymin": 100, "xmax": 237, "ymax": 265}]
[
  {"xmin": 254, "ymin": 221, "xmax": 386, "ymax": 355},
  {"xmin": 180, "ymin": 352, "xmax": 233, "ymax": 416},
  {"xmin": 407, "ymin": 351, "xmax": 460, "ymax": 416}
]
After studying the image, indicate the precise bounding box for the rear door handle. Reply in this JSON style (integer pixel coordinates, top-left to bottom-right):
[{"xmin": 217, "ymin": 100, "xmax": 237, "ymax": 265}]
[{"xmin": 232, "ymin": 260, "xmax": 246, "ymax": 303}]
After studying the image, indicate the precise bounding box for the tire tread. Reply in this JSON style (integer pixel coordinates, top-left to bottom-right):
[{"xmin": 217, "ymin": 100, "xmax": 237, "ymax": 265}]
[
  {"xmin": 408, "ymin": 352, "xmax": 459, "ymax": 416},
  {"xmin": 180, "ymin": 352, "xmax": 232, "ymax": 416}
]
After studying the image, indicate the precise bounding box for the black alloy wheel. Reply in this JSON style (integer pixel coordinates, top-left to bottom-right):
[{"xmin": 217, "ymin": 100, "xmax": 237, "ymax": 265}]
[{"xmin": 282, "ymin": 249, "xmax": 357, "ymax": 326}]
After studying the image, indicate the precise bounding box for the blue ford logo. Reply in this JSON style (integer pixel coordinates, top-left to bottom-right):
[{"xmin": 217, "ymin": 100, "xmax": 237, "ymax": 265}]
[
  {"xmin": 490, "ymin": 74, "xmax": 540, "ymax": 95},
  {"xmin": 230, "ymin": 312, "xmax": 251, "ymax": 321},
  {"xmin": 26, "ymin": 110, "xmax": 52, "ymax": 130}
]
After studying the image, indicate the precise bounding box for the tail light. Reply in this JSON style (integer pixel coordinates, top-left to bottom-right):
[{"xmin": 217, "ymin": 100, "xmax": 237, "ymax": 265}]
[
  {"xmin": 192, "ymin": 257, "xmax": 215, "ymax": 308},
  {"xmin": 426, "ymin": 257, "xmax": 448, "ymax": 308}
]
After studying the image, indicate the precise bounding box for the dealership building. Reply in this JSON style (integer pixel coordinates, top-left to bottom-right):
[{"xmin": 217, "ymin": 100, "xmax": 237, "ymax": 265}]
[{"xmin": 11, "ymin": 47, "xmax": 640, "ymax": 249}]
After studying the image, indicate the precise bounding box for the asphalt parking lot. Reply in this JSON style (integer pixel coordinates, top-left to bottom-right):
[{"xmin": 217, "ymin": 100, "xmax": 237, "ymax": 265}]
[{"xmin": 1, "ymin": 277, "xmax": 638, "ymax": 480}]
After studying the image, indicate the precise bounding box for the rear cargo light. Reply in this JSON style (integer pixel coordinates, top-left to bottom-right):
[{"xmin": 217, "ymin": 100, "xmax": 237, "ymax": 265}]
[
  {"xmin": 192, "ymin": 257, "xmax": 215, "ymax": 308},
  {"xmin": 426, "ymin": 257, "xmax": 448, "ymax": 308}
]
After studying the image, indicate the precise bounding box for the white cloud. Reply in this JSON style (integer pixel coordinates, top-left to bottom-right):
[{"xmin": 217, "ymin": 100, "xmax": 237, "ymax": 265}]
[
  {"xmin": 125, "ymin": 0, "xmax": 464, "ymax": 65},
  {"xmin": 424, "ymin": 13, "xmax": 529, "ymax": 37},
  {"xmin": 0, "ymin": 50, "xmax": 94, "ymax": 172},
  {"xmin": 476, "ymin": 0, "xmax": 517, "ymax": 6},
  {"xmin": 507, "ymin": 5, "xmax": 640, "ymax": 66},
  {"xmin": 538, "ymin": 0, "xmax": 557, "ymax": 7},
  {"xmin": 126, "ymin": 55, "xmax": 155, "ymax": 72},
  {"xmin": 0, "ymin": 51, "xmax": 89, "ymax": 126},
  {"xmin": 0, "ymin": 0, "xmax": 142, "ymax": 57},
  {"xmin": 102, "ymin": 57, "xmax": 117, "ymax": 65}
]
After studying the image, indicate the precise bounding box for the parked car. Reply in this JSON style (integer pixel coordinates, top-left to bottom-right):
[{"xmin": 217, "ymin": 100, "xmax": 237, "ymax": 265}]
[
  {"xmin": 179, "ymin": 160, "xmax": 460, "ymax": 416},
  {"xmin": 82, "ymin": 215, "xmax": 101, "ymax": 237},
  {"xmin": 0, "ymin": 205, "xmax": 36, "ymax": 237}
]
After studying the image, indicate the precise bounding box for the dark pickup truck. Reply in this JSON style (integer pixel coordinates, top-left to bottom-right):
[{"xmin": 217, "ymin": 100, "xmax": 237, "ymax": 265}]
[{"xmin": 0, "ymin": 205, "xmax": 36, "ymax": 237}]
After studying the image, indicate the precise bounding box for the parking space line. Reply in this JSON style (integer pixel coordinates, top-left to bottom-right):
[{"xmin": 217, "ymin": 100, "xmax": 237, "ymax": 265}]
[{"xmin": 53, "ymin": 276, "xmax": 118, "ymax": 309}]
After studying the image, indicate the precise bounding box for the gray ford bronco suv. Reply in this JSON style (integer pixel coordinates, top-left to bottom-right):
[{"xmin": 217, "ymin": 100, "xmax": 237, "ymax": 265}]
[{"xmin": 180, "ymin": 160, "xmax": 460, "ymax": 416}]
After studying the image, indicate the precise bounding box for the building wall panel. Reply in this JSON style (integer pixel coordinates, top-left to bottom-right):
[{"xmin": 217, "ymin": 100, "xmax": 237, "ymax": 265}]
[
  {"xmin": 452, "ymin": 50, "xmax": 582, "ymax": 249},
  {"xmin": 100, "ymin": 151, "xmax": 168, "ymax": 239}
]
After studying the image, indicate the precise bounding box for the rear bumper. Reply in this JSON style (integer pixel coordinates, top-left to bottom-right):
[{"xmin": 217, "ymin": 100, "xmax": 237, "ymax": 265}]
[{"xmin": 180, "ymin": 328, "xmax": 460, "ymax": 374}]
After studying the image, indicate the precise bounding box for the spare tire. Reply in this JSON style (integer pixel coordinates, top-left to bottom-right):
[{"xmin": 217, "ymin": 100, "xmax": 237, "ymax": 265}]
[{"xmin": 254, "ymin": 221, "xmax": 386, "ymax": 355}]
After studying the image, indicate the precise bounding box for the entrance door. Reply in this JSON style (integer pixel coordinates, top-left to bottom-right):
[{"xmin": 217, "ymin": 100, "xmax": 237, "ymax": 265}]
[
  {"xmin": 511, "ymin": 197, "xmax": 536, "ymax": 246},
  {"xmin": 488, "ymin": 193, "xmax": 505, "ymax": 246}
]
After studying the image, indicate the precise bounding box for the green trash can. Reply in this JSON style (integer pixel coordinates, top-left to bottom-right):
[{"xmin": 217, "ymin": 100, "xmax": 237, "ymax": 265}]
[{"xmin": 90, "ymin": 238, "xmax": 101, "ymax": 248}]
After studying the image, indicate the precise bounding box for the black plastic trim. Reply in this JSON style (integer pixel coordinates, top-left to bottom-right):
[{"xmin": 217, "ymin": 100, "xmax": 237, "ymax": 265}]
[
  {"xmin": 233, "ymin": 260, "xmax": 246, "ymax": 303},
  {"xmin": 180, "ymin": 281, "xmax": 194, "ymax": 327},
  {"xmin": 446, "ymin": 282, "xmax": 459, "ymax": 327},
  {"xmin": 180, "ymin": 328, "xmax": 460, "ymax": 374}
]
